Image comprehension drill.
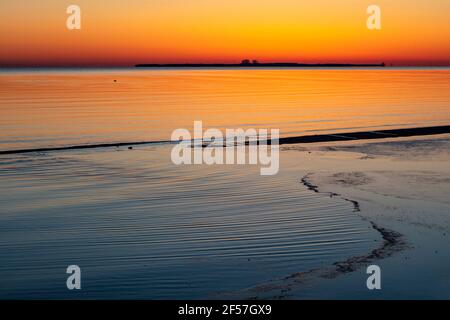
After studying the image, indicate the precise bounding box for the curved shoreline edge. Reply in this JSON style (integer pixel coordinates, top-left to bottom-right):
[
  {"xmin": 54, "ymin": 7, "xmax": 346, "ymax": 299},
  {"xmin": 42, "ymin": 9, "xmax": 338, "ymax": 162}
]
[
  {"xmin": 1, "ymin": 124, "xmax": 450, "ymax": 155},
  {"xmin": 219, "ymin": 174, "xmax": 407, "ymax": 299},
  {"xmin": 300, "ymin": 174, "xmax": 406, "ymax": 272}
]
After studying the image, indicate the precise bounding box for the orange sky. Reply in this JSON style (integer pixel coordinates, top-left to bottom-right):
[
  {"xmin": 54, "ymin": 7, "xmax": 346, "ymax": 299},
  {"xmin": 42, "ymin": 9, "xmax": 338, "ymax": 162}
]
[{"xmin": 1, "ymin": 0, "xmax": 450, "ymax": 66}]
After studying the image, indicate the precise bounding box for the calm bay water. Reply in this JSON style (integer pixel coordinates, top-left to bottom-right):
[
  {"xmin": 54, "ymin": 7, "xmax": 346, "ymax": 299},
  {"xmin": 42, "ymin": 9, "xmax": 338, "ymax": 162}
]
[
  {"xmin": 1, "ymin": 68, "xmax": 450, "ymax": 151},
  {"xmin": 0, "ymin": 68, "xmax": 449, "ymax": 298}
]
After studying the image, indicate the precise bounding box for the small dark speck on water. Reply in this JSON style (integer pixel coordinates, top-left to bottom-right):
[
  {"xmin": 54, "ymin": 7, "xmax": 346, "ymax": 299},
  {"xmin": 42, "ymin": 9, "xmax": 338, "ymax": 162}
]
[{"xmin": 128, "ymin": 146, "xmax": 133, "ymax": 150}]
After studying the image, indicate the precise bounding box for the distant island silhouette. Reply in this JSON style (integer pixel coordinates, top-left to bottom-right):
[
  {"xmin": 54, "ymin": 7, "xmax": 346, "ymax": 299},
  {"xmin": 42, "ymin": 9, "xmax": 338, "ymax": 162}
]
[{"xmin": 136, "ymin": 59, "xmax": 385, "ymax": 68}]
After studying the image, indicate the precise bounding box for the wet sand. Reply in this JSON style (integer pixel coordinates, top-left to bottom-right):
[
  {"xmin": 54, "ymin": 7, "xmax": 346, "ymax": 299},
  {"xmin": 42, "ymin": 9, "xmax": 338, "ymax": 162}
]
[{"xmin": 226, "ymin": 134, "xmax": 450, "ymax": 299}]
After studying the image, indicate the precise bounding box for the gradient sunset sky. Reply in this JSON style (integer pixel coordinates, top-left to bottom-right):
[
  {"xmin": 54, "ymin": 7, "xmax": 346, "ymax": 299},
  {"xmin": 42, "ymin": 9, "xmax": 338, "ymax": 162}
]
[{"xmin": 1, "ymin": 0, "xmax": 450, "ymax": 67}]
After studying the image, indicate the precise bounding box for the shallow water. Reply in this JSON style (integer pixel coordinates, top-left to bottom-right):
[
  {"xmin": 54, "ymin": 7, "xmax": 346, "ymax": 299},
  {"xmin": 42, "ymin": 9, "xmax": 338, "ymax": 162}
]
[
  {"xmin": 1, "ymin": 68, "xmax": 450, "ymax": 151},
  {"xmin": 0, "ymin": 146, "xmax": 380, "ymax": 299}
]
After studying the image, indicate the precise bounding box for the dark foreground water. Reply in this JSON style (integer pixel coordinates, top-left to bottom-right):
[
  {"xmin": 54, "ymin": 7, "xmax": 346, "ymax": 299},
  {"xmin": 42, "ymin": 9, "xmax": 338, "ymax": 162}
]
[{"xmin": 0, "ymin": 146, "xmax": 380, "ymax": 299}]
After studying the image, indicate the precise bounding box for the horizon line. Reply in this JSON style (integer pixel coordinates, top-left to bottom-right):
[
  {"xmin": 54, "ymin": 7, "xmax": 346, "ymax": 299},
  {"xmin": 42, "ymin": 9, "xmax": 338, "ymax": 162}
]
[
  {"xmin": 2, "ymin": 59, "xmax": 450, "ymax": 69},
  {"xmin": 2, "ymin": 64, "xmax": 450, "ymax": 69}
]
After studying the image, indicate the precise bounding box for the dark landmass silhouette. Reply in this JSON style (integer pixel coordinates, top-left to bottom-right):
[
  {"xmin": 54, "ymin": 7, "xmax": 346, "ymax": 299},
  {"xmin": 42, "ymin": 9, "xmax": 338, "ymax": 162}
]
[{"xmin": 135, "ymin": 60, "xmax": 386, "ymax": 68}]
